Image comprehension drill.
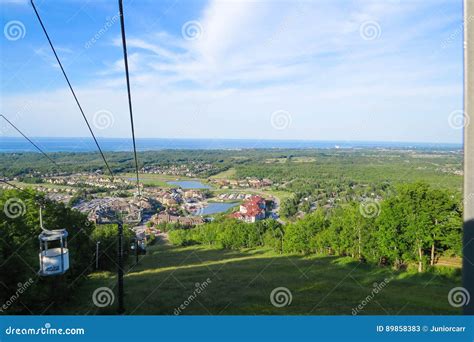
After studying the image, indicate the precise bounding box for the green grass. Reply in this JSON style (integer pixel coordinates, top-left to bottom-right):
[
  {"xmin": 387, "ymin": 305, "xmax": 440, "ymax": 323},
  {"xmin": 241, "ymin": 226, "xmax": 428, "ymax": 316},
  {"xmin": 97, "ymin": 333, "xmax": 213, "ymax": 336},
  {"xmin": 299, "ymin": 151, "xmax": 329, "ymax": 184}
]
[
  {"xmin": 210, "ymin": 168, "xmax": 237, "ymax": 179},
  {"xmin": 64, "ymin": 239, "xmax": 461, "ymax": 315},
  {"xmin": 120, "ymin": 173, "xmax": 195, "ymax": 188},
  {"xmin": 262, "ymin": 189, "xmax": 293, "ymax": 202}
]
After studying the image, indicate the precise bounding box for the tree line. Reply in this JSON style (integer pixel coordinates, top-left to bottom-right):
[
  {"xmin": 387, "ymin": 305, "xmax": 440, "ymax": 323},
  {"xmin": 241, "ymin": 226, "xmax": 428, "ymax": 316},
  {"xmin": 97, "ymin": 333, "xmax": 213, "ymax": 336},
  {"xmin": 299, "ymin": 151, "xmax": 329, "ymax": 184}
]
[
  {"xmin": 0, "ymin": 189, "xmax": 132, "ymax": 314},
  {"xmin": 169, "ymin": 182, "xmax": 463, "ymax": 273}
]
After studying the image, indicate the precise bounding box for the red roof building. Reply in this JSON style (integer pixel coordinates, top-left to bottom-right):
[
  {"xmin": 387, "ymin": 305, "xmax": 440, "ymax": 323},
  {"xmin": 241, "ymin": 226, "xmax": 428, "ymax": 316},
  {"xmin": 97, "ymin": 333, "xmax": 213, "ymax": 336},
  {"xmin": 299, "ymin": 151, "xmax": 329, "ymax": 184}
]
[{"xmin": 231, "ymin": 196, "xmax": 266, "ymax": 223}]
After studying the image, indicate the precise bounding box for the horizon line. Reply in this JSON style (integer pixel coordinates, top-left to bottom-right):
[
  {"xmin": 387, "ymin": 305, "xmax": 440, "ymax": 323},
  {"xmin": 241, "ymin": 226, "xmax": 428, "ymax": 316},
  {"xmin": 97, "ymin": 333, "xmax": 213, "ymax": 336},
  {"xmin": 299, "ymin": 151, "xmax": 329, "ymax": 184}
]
[{"xmin": 0, "ymin": 136, "xmax": 463, "ymax": 146}]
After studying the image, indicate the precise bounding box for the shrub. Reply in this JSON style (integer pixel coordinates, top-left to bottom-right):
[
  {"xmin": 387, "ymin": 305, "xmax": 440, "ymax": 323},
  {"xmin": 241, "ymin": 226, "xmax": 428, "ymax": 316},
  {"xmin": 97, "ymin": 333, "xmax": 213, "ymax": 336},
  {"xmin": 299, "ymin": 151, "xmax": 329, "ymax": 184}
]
[{"xmin": 168, "ymin": 229, "xmax": 193, "ymax": 246}]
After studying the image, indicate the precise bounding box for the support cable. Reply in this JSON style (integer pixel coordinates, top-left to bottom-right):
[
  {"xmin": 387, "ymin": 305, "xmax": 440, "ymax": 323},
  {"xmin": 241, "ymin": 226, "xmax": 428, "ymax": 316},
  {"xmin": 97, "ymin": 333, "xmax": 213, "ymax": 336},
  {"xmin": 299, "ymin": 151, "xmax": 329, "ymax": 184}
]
[
  {"xmin": 118, "ymin": 0, "xmax": 141, "ymax": 197},
  {"xmin": 0, "ymin": 179, "xmax": 28, "ymax": 193},
  {"xmin": 30, "ymin": 0, "xmax": 114, "ymax": 179},
  {"xmin": 0, "ymin": 114, "xmax": 60, "ymax": 168}
]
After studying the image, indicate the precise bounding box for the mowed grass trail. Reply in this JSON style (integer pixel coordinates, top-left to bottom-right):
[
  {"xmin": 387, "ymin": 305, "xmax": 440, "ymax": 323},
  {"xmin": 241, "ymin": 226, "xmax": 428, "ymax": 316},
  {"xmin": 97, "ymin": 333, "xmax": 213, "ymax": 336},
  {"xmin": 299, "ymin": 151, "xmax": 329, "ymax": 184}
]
[{"xmin": 66, "ymin": 237, "xmax": 461, "ymax": 315}]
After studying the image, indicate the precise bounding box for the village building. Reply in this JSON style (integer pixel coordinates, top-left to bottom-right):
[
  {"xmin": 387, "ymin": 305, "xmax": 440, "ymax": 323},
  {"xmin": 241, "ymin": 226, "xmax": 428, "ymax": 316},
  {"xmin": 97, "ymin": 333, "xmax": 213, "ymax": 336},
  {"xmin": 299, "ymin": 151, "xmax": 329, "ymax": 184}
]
[
  {"xmin": 151, "ymin": 213, "xmax": 204, "ymax": 227},
  {"xmin": 230, "ymin": 195, "xmax": 267, "ymax": 223}
]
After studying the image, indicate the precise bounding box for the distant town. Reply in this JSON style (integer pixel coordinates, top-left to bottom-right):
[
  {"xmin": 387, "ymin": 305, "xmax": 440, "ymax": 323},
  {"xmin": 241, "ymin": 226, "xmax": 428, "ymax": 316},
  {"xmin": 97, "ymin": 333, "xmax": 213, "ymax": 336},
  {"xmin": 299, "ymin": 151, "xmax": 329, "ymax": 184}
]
[
  {"xmin": 1, "ymin": 147, "xmax": 463, "ymax": 251},
  {"xmin": 1, "ymin": 167, "xmax": 281, "ymax": 238}
]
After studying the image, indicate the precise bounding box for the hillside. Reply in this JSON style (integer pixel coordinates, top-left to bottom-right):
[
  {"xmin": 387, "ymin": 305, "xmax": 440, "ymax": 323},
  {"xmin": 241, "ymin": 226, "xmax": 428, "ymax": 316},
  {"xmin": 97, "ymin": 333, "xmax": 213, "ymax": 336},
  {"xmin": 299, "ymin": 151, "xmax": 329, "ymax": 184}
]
[{"xmin": 64, "ymin": 236, "xmax": 461, "ymax": 315}]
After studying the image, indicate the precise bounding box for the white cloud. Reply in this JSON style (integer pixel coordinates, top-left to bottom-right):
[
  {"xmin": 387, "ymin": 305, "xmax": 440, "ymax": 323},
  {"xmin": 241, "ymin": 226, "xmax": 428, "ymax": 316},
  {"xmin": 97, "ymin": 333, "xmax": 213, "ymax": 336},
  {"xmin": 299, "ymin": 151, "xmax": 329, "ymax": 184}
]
[{"xmin": 0, "ymin": 0, "xmax": 463, "ymax": 143}]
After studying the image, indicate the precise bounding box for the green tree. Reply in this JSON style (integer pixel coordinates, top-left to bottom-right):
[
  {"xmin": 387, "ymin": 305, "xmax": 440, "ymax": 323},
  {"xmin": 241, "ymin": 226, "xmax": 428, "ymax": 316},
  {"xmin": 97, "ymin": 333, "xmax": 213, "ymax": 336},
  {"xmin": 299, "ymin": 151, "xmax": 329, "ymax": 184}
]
[
  {"xmin": 281, "ymin": 197, "xmax": 298, "ymax": 217},
  {"xmin": 377, "ymin": 183, "xmax": 462, "ymax": 272},
  {"xmin": 283, "ymin": 209, "xmax": 327, "ymax": 254},
  {"xmin": 424, "ymin": 188, "xmax": 462, "ymax": 265},
  {"xmin": 0, "ymin": 189, "xmax": 94, "ymax": 313}
]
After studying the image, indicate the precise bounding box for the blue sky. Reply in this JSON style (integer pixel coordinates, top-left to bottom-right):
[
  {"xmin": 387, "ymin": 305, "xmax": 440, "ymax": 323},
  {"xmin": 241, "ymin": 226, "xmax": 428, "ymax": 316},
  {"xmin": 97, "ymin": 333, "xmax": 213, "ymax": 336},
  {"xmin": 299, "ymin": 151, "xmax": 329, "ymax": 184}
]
[{"xmin": 0, "ymin": 0, "xmax": 465, "ymax": 143}]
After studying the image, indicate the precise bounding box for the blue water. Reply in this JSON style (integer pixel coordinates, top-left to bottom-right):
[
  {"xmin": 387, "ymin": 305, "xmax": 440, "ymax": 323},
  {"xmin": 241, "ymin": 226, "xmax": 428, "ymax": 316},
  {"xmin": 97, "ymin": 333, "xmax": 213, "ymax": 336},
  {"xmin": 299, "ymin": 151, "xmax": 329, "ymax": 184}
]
[
  {"xmin": 167, "ymin": 180, "xmax": 212, "ymax": 189},
  {"xmin": 0, "ymin": 137, "xmax": 462, "ymax": 152},
  {"xmin": 196, "ymin": 202, "xmax": 238, "ymax": 216}
]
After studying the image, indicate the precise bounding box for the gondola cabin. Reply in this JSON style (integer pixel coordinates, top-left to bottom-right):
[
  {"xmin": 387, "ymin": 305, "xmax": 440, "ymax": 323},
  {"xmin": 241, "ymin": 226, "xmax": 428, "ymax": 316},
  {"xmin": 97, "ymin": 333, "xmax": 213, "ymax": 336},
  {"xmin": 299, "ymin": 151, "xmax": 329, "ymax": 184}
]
[{"xmin": 38, "ymin": 229, "xmax": 69, "ymax": 276}]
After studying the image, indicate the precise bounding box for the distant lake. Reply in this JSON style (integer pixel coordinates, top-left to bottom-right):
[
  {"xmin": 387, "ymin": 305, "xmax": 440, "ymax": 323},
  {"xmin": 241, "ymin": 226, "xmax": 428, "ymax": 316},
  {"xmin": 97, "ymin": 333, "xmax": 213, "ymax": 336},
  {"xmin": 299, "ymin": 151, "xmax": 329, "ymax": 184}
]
[
  {"xmin": 194, "ymin": 202, "xmax": 238, "ymax": 216},
  {"xmin": 167, "ymin": 180, "xmax": 212, "ymax": 189}
]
